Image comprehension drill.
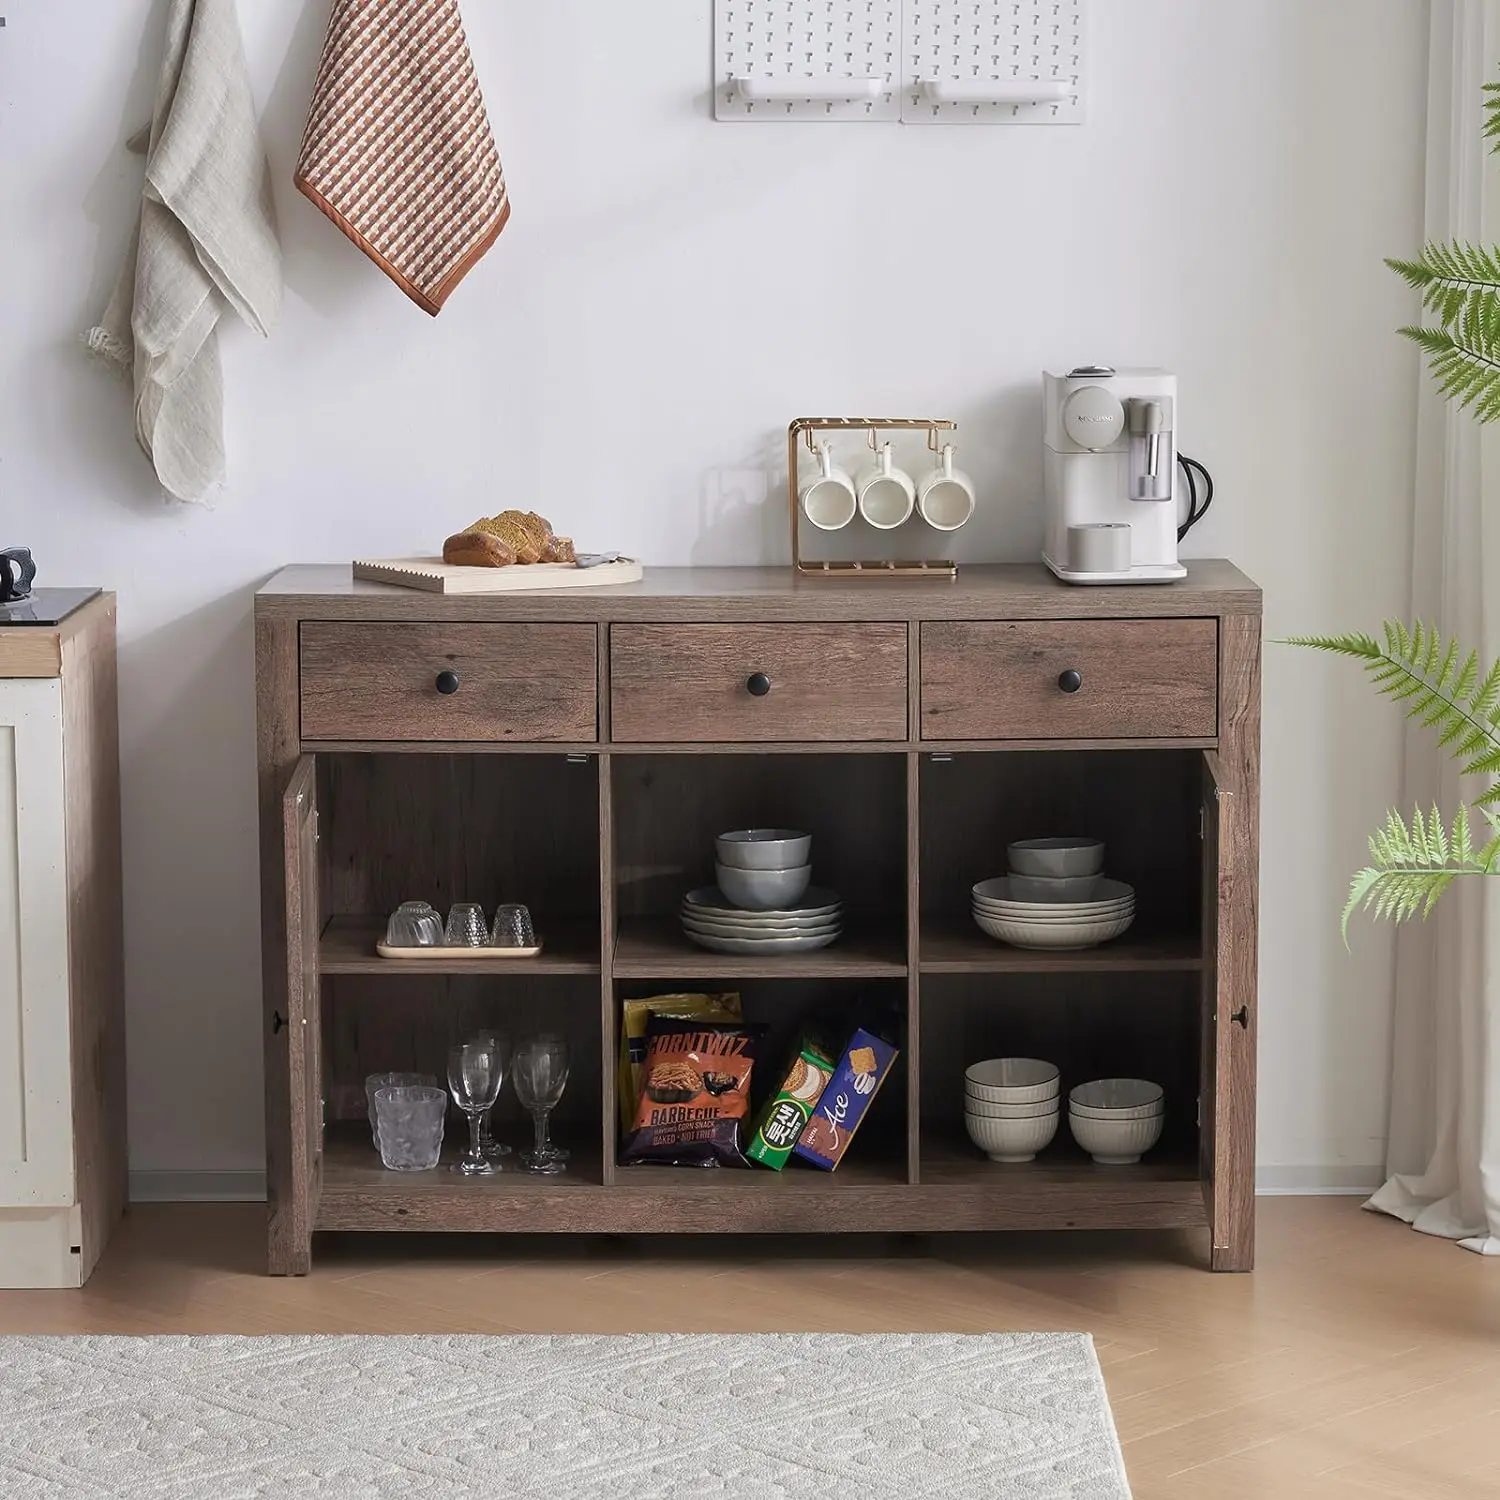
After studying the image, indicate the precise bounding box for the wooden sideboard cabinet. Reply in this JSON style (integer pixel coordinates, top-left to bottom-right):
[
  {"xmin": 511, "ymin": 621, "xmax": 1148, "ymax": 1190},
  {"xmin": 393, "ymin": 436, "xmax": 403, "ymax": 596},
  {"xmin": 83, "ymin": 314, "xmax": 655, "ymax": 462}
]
[
  {"xmin": 0, "ymin": 595, "xmax": 126, "ymax": 1287},
  {"xmin": 256, "ymin": 563, "xmax": 1261, "ymax": 1276}
]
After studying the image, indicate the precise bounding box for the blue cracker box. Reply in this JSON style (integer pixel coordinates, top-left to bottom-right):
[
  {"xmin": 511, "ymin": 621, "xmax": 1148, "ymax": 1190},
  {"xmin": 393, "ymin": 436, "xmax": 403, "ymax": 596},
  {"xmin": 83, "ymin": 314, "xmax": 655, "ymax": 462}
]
[{"xmin": 792, "ymin": 1027, "xmax": 899, "ymax": 1171}]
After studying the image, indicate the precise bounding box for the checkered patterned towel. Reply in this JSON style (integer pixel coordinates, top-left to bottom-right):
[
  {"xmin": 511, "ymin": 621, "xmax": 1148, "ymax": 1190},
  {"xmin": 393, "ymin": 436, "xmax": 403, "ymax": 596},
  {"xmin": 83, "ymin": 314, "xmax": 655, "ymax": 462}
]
[{"xmin": 294, "ymin": 0, "xmax": 510, "ymax": 315}]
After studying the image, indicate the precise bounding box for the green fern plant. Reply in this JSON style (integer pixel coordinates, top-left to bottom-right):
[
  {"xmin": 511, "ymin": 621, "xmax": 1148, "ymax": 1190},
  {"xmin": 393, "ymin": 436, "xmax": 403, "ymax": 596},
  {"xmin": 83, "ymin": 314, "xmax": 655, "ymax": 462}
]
[
  {"xmin": 1287, "ymin": 622, "xmax": 1500, "ymax": 937},
  {"xmin": 1379, "ymin": 81, "xmax": 1500, "ymax": 415},
  {"xmin": 1292, "ymin": 79, "xmax": 1500, "ymax": 936}
]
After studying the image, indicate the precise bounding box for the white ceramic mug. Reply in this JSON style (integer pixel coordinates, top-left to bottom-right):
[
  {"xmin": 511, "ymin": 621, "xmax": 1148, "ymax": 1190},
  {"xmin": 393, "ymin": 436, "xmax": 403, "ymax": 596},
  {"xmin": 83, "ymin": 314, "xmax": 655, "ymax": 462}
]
[
  {"xmin": 800, "ymin": 442, "xmax": 858, "ymax": 531},
  {"xmin": 916, "ymin": 445, "xmax": 976, "ymax": 531},
  {"xmin": 856, "ymin": 443, "xmax": 916, "ymax": 530}
]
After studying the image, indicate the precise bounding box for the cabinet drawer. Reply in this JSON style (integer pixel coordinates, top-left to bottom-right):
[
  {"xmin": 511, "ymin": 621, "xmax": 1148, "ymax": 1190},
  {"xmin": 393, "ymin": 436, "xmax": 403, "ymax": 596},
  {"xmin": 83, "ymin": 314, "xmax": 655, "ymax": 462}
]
[
  {"xmin": 610, "ymin": 624, "xmax": 908, "ymax": 743},
  {"xmin": 299, "ymin": 623, "xmax": 597, "ymax": 742},
  {"xmin": 921, "ymin": 619, "xmax": 1218, "ymax": 740}
]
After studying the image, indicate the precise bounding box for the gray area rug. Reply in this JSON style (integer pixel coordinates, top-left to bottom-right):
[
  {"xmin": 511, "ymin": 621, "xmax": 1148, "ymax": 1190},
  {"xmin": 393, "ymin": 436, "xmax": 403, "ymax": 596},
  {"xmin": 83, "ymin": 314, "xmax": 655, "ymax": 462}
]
[{"xmin": 0, "ymin": 1332, "xmax": 1132, "ymax": 1499}]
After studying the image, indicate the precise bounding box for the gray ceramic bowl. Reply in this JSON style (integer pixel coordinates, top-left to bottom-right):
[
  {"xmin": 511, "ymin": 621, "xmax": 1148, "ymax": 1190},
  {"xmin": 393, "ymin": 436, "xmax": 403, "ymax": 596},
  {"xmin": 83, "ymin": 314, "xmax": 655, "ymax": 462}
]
[
  {"xmin": 1006, "ymin": 838, "xmax": 1105, "ymax": 878},
  {"xmin": 713, "ymin": 861, "xmax": 813, "ymax": 911},
  {"xmin": 714, "ymin": 828, "xmax": 813, "ymax": 870}
]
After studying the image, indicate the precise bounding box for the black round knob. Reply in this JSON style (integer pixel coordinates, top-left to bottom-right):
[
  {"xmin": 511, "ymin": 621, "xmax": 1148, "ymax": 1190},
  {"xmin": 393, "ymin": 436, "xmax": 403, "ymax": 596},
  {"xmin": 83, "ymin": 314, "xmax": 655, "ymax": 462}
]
[
  {"xmin": 1057, "ymin": 669, "xmax": 1082, "ymax": 694},
  {"xmin": 746, "ymin": 672, "xmax": 771, "ymax": 697},
  {"xmin": 435, "ymin": 669, "xmax": 461, "ymax": 695}
]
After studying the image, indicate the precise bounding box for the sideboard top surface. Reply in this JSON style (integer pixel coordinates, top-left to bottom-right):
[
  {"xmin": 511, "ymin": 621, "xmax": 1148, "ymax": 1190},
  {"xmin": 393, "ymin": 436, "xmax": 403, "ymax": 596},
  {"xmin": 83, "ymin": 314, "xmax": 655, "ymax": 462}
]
[{"xmin": 256, "ymin": 561, "xmax": 1261, "ymax": 623}]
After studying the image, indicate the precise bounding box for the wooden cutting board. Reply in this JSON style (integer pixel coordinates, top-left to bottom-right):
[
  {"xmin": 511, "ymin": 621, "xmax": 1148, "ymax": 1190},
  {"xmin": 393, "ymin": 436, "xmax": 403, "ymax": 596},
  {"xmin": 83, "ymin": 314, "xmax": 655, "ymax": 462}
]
[{"xmin": 352, "ymin": 556, "xmax": 643, "ymax": 594}]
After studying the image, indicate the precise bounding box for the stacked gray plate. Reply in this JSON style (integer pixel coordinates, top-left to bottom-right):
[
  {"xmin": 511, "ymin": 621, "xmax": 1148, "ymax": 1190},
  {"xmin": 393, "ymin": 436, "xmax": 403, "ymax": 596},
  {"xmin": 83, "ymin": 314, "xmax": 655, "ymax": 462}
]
[{"xmin": 680, "ymin": 885, "xmax": 843, "ymax": 954}]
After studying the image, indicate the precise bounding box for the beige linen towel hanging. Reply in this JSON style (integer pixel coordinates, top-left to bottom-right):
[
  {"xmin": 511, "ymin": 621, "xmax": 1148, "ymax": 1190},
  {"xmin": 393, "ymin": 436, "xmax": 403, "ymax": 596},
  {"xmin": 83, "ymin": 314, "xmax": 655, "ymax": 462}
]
[
  {"xmin": 295, "ymin": 0, "xmax": 511, "ymax": 315},
  {"xmin": 86, "ymin": 0, "xmax": 282, "ymax": 504}
]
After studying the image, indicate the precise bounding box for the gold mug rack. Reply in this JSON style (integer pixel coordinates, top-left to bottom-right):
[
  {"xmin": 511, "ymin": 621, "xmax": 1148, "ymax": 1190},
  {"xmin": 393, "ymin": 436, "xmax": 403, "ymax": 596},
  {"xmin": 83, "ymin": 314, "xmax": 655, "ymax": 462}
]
[{"xmin": 787, "ymin": 416, "xmax": 959, "ymax": 578}]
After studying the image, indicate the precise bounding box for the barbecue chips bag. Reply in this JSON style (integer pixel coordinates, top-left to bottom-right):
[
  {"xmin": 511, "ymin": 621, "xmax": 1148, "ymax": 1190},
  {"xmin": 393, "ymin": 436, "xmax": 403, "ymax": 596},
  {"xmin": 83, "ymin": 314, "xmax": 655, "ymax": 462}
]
[
  {"xmin": 621, "ymin": 1017, "xmax": 765, "ymax": 1167},
  {"xmin": 617, "ymin": 993, "xmax": 742, "ymax": 1133}
]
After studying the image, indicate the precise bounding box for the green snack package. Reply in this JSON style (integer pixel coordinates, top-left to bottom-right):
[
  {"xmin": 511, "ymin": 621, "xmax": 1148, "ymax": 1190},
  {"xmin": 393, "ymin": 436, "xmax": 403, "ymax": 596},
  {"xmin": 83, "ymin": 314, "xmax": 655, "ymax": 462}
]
[{"xmin": 747, "ymin": 1037, "xmax": 837, "ymax": 1170}]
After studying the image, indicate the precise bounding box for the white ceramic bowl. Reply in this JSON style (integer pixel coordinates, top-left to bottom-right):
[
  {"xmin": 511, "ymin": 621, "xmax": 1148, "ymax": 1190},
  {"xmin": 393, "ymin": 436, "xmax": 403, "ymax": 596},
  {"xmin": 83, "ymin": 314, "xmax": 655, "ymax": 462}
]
[
  {"xmin": 964, "ymin": 1058, "xmax": 1060, "ymax": 1102},
  {"xmin": 1069, "ymin": 1078, "xmax": 1163, "ymax": 1111},
  {"xmin": 965, "ymin": 1109, "xmax": 1060, "ymax": 1163},
  {"xmin": 714, "ymin": 829, "xmax": 812, "ymax": 870},
  {"xmin": 713, "ymin": 862, "xmax": 813, "ymax": 911},
  {"xmin": 1067, "ymin": 1110, "xmax": 1163, "ymax": 1164},
  {"xmin": 964, "ymin": 1096, "xmax": 1059, "ymax": 1119},
  {"xmin": 1069, "ymin": 1100, "xmax": 1163, "ymax": 1122},
  {"xmin": 1005, "ymin": 873, "xmax": 1105, "ymax": 903},
  {"xmin": 973, "ymin": 911, "xmax": 1134, "ymax": 949},
  {"xmin": 1007, "ymin": 838, "xmax": 1106, "ymax": 878},
  {"xmin": 973, "ymin": 877, "xmax": 1134, "ymax": 910}
]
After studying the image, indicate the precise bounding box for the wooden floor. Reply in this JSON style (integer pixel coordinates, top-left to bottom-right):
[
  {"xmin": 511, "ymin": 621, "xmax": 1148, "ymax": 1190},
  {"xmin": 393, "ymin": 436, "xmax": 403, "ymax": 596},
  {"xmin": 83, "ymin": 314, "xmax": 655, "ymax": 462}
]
[{"xmin": 1, "ymin": 1200, "xmax": 1497, "ymax": 1498}]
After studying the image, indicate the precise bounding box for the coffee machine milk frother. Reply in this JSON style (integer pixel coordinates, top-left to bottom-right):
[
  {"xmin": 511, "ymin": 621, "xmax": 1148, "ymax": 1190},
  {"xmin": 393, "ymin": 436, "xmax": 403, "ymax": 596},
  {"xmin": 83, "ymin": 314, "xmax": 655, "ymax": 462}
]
[{"xmin": 1042, "ymin": 366, "xmax": 1206, "ymax": 585}]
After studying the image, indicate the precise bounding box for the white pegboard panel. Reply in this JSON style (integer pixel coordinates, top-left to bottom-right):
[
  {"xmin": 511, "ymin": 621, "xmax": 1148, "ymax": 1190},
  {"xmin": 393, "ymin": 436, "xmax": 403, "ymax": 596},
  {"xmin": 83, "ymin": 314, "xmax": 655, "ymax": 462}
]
[
  {"xmin": 902, "ymin": 0, "xmax": 1086, "ymax": 123},
  {"xmin": 715, "ymin": 1, "xmax": 902, "ymax": 121}
]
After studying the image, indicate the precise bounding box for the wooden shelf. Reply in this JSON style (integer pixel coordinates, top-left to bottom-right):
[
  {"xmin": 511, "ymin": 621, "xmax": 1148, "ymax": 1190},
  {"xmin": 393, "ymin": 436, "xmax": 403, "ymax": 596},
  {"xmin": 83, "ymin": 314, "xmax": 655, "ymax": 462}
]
[
  {"xmin": 919, "ymin": 1133, "xmax": 1205, "ymax": 1230},
  {"xmin": 918, "ymin": 917, "xmax": 1201, "ymax": 974},
  {"xmin": 316, "ymin": 1126, "xmax": 1203, "ymax": 1234},
  {"xmin": 611, "ymin": 917, "xmax": 907, "ymax": 980},
  {"xmin": 319, "ymin": 916, "xmax": 602, "ymax": 976}
]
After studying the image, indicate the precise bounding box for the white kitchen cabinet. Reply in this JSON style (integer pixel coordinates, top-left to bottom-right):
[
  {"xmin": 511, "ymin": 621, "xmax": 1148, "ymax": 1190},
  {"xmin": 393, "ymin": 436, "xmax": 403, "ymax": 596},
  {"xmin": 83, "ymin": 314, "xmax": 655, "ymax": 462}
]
[{"xmin": 0, "ymin": 595, "xmax": 125, "ymax": 1286}]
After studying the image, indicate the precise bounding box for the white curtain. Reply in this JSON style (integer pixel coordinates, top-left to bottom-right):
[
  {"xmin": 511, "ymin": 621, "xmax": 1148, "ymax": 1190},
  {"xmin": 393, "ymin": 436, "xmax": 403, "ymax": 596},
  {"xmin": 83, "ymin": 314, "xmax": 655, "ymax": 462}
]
[{"xmin": 1367, "ymin": 0, "xmax": 1500, "ymax": 1255}]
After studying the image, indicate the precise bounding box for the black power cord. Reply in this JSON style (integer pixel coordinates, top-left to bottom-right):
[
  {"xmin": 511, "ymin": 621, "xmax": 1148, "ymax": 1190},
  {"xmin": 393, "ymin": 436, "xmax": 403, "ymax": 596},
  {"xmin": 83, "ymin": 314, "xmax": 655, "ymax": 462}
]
[{"xmin": 1176, "ymin": 453, "xmax": 1214, "ymax": 541}]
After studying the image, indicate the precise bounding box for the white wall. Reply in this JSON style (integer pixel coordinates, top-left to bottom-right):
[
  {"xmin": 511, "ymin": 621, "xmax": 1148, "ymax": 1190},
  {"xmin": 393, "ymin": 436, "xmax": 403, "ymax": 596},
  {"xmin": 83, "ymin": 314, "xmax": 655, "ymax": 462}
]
[{"xmin": 0, "ymin": 0, "xmax": 1427, "ymax": 1190}]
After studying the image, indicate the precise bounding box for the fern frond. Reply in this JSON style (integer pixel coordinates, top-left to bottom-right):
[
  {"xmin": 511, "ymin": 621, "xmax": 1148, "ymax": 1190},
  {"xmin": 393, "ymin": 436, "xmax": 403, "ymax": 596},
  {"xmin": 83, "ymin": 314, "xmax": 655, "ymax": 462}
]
[
  {"xmin": 1286, "ymin": 622, "xmax": 1500, "ymax": 797},
  {"xmin": 1387, "ymin": 242, "xmax": 1500, "ymax": 323},
  {"xmin": 1399, "ymin": 297, "xmax": 1500, "ymax": 421},
  {"xmin": 1342, "ymin": 804, "xmax": 1499, "ymax": 942},
  {"xmin": 1485, "ymin": 79, "xmax": 1500, "ymax": 151}
]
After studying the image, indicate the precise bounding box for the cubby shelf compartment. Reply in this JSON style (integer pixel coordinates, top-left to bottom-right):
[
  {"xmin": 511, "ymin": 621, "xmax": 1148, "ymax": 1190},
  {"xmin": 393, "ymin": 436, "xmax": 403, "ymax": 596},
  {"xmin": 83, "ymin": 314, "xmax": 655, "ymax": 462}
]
[
  {"xmin": 611, "ymin": 917, "xmax": 907, "ymax": 980},
  {"xmin": 319, "ymin": 916, "xmax": 602, "ymax": 976},
  {"xmin": 918, "ymin": 918, "xmax": 1201, "ymax": 975}
]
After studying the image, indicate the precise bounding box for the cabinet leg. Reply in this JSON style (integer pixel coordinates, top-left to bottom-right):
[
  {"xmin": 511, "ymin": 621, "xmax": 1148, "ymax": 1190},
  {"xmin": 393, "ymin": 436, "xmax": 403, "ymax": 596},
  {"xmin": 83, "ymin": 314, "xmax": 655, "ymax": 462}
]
[{"xmin": 1211, "ymin": 1224, "xmax": 1255, "ymax": 1272}]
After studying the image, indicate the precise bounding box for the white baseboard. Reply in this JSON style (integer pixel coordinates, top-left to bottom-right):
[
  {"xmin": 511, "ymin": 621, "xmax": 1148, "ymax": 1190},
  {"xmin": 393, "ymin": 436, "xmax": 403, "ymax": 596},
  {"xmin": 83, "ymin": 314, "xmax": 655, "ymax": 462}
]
[
  {"xmin": 129, "ymin": 1170, "xmax": 267, "ymax": 1203},
  {"xmin": 1255, "ymin": 1164, "xmax": 1385, "ymax": 1196},
  {"xmin": 127, "ymin": 1165, "xmax": 1382, "ymax": 1205}
]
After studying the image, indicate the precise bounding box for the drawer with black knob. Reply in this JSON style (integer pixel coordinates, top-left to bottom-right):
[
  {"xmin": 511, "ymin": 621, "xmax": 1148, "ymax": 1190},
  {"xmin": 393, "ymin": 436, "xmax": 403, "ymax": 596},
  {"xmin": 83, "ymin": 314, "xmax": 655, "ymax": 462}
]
[
  {"xmin": 298, "ymin": 622, "xmax": 597, "ymax": 742},
  {"xmin": 920, "ymin": 619, "xmax": 1218, "ymax": 741},
  {"xmin": 608, "ymin": 623, "xmax": 908, "ymax": 743}
]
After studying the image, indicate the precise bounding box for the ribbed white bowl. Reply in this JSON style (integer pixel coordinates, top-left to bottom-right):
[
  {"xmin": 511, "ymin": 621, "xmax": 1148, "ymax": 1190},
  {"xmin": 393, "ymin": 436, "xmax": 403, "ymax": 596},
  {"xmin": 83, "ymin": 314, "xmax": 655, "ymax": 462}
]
[
  {"xmin": 973, "ymin": 911, "xmax": 1134, "ymax": 949},
  {"xmin": 1069, "ymin": 1100, "xmax": 1163, "ymax": 1122},
  {"xmin": 965, "ymin": 1109, "xmax": 1060, "ymax": 1163},
  {"xmin": 964, "ymin": 1057, "xmax": 1060, "ymax": 1102},
  {"xmin": 964, "ymin": 1096, "xmax": 1058, "ymax": 1119},
  {"xmin": 1069, "ymin": 1078, "xmax": 1163, "ymax": 1111},
  {"xmin": 1067, "ymin": 1110, "xmax": 1163, "ymax": 1164}
]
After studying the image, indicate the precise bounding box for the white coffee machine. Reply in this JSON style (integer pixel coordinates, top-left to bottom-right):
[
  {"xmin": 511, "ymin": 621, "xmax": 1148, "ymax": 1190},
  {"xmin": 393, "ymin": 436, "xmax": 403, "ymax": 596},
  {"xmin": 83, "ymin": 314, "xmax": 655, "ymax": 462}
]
[{"xmin": 1042, "ymin": 365, "xmax": 1187, "ymax": 585}]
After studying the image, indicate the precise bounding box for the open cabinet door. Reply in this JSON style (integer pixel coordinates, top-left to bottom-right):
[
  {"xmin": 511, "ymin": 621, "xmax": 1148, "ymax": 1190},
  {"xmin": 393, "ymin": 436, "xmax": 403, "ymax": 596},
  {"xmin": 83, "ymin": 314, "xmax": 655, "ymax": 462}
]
[
  {"xmin": 270, "ymin": 756, "xmax": 323, "ymax": 1274},
  {"xmin": 1201, "ymin": 751, "xmax": 1256, "ymax": 1270}
]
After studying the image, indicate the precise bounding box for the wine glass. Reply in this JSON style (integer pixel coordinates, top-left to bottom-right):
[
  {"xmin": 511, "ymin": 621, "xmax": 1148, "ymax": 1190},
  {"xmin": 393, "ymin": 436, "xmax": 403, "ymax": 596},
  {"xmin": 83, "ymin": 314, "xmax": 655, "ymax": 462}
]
[
  {"xmin": 512, "ymin": 1033, "xmax": 570, "ymax": 1175},
  {"xmin": 469, "ymin": 1031, "xmax": 512, "ymax": 1160},
  {"xmin": 446, "ymin": 1040, "xmax": 505, "ymax": 1175}
]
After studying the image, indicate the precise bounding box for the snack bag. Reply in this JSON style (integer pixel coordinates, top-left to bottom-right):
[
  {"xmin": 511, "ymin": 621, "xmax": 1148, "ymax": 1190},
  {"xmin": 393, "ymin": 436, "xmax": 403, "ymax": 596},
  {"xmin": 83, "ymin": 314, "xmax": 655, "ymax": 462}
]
[
  {"xmin": 747, "ymin": 1035, "xmax": 837, "ymax": 1171},
  {"xmin": 621, "ymin": 1017, "xmax": 765, "ymax": 1167},
  {"xmin": 618, "ymin": 993, "xmax": 741, "ymax": 1133}
]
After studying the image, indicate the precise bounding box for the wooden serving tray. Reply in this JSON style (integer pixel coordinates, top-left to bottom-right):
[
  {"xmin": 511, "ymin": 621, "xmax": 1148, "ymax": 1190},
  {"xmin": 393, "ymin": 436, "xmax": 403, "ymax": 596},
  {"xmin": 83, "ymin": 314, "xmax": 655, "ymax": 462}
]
[
  {"xmin": 375, "ymin": 942, "xmax": 543, "ymax": 960},
  {"xmin": 353, "ymin": 556, "xmax": 643, "ymax": 594}
]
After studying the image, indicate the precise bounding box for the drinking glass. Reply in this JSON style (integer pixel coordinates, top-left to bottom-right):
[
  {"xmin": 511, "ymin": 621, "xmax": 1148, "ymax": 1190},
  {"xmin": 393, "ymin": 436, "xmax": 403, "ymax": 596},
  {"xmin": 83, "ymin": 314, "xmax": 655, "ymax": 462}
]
[
  {"xmin": 444, "ymin": 903, "xmax": 489, "ymax": 947},
  {"xmin": 383, "ymin": 901, "xmax": 443, "ymax": 948},
  {"xmin": 490, "ymin": 903, "xmax": 536, "ymax": 949},
  {"xmin": 512, "ymin": 1033, "xmax": 570, "ymax": 1175},
  {"xmin": 365, "ymin": 1071, "xmax": 436, "ymax": 1146},
  {"xmin": 447, "ymin": 1040, "xmax": 505, "ymax": 1175},
  {"xmin": 469, "ymin": 1031, "xmax": 513, "ymax": 1159},
  {"xmin": 373, "ymin": 1085, "xmax": 446, "ymax": 1171}
]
